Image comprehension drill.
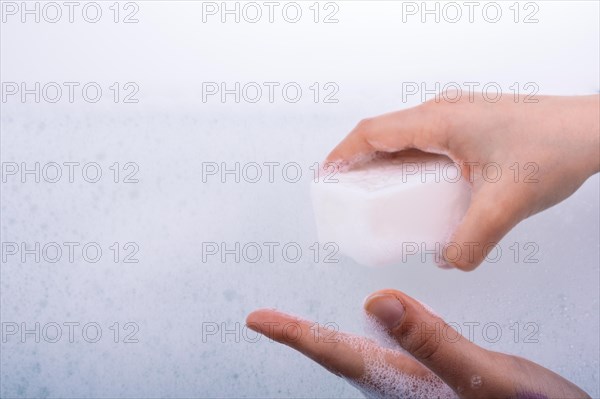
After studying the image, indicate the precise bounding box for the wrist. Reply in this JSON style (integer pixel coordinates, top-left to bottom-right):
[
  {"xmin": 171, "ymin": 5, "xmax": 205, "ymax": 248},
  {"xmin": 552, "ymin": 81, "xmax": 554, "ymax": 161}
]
[
  {"xmin": 563, "ymin": 95, "xmax": 600, "ymax": 178},
  {"xmin": 581, "ymin": 95, "xmax": 600, "ymax": 176}
]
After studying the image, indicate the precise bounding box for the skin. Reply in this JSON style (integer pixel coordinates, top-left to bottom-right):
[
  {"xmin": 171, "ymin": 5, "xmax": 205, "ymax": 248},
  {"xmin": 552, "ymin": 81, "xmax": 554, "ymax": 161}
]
[
  {"xmin": 325, "ymin": 94, "xmax": 600, "ymax": 270},
  {"xmin": 246, "ymin": 95, "xmax": 599, "ymax": 396},
  {"xmin": 247, "ymin": 289, "xmax": 591, "ymax": 399}
]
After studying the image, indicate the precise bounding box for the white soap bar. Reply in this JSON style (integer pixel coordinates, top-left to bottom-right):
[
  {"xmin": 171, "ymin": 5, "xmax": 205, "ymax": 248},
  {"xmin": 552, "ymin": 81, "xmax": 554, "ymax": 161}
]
[{"xmin": 311, "ymin": 153, "xmax": 471, "ymax": 267}]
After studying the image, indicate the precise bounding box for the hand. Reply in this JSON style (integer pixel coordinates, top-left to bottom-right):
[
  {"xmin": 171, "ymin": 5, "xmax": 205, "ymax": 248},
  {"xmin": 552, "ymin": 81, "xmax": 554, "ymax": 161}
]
[
  {"xmin": 325, "ymin": 94, "xmax": 600, "ymax": 270},
  {"xmin": 246, "ymin": 289, "xmax": 590, "ymax": 399}
]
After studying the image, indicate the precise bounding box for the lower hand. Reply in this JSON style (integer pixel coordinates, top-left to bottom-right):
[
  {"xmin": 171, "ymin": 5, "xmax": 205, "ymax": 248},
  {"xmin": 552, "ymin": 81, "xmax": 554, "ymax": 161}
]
[{"xmin": 247, "ymin": 289, "xmax": 589, "ymax": 398}]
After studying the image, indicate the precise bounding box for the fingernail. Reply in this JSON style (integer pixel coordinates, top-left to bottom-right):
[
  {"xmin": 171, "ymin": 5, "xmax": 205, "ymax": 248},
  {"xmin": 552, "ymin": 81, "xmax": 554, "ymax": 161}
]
[{"xmin": 364, "ymin": 294, "xmax": 405, "ymax": 330}]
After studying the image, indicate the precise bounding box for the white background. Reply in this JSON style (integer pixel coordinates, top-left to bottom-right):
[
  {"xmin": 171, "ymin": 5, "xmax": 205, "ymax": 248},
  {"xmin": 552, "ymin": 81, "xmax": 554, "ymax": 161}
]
[{"xmin": 1, "ymin": 1, "xmax": 599, "ymax": 397}]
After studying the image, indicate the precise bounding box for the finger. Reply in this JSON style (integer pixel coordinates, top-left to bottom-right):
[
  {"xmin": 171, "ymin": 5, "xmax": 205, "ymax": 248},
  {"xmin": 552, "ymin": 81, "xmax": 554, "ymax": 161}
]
[
  {"xmin": 325, "ymin": 104, "xmax": 447, "ymax": 168},
  {"xmin": 245, "ymin": 308, "xmax": 426, "ymax": 380},
  {"xmin": 246, "ymin": 308, "xmax": 364, "ymax": 378},
  {"xmin": 364, "ymin": 289, "xmax": 506, "ymax": 397},
  {"xmin": 444, "ymin": 186, "xmax": 523, "ymax": 271}
]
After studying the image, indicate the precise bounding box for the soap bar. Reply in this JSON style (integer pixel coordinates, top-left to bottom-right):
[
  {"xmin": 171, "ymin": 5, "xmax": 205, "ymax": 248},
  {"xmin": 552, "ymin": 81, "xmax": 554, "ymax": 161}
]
[{"xmin": 311, "ymin": 153, "xmax": 471, "ymax": 267}]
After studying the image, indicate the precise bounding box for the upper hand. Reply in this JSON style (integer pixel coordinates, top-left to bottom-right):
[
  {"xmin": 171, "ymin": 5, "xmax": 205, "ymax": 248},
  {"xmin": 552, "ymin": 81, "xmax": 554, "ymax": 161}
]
[{"xmin": 325, "ymin": 94, "xmax": 600, "ymax": 270}]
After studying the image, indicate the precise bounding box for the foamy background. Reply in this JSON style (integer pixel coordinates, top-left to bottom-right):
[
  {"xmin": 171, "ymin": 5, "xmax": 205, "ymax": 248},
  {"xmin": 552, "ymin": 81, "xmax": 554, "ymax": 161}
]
[{"xmin": 1, "ymin": 1, "xmax": 599, "ymax": 397}]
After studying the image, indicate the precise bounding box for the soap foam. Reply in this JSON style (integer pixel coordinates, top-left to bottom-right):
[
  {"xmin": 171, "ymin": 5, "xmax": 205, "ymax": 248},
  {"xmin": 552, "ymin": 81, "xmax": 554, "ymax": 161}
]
[
  {"xmin": 328, "ymin": 309, "xmax": 458, "ymax": 398},
  {"xmin": 337, "ymin": 326, "xmax": 457, "ymax": 399},
  {"xmin": 362, "ymin": 312, "xmax": 405, "ymax": 352},
  {"xmin": 325, "ymin": 151, "xmax": 380, "ymax": 175}
]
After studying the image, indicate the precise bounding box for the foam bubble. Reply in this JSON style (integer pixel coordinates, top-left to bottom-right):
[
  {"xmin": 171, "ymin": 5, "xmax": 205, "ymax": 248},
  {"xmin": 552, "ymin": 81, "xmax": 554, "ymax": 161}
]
[
  {"xmin": 361, "ymin": 312, "xmax": 404, "ymax": 352},
  {"xmin": 333, "ymin": 313, "xmax": 458, "ymax": 399},
  {"xmin": 337, "ymin": 331, "xmax": 457, "ymax": 399}
]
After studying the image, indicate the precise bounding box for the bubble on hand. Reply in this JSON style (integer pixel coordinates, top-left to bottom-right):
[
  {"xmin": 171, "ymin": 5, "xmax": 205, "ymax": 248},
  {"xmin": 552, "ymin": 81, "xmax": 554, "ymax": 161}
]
[{"xmin": 335, "ymin": 314, "xmax": 458, "ymax": 399}]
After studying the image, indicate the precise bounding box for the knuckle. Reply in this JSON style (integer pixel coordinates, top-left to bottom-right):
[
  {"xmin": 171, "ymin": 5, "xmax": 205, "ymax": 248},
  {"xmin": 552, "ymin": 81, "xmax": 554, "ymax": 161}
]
[
  {"xmin": 355, "ymin": 117, "xmax": 375, "ymax": 132},
  {"xmin": 416, "ymin": 100, "xmax": 451, "ymax": 138},
  {"xmin": 420, "ymin": 97, "xmax": 448, "ymax": 112},
  {"xmin": 411, "ymin": 333, "xmax": 442, "ymax": 361},
  {"xmin": 401, "ymin": 322, "xmax": 443, "ymax": 361}
]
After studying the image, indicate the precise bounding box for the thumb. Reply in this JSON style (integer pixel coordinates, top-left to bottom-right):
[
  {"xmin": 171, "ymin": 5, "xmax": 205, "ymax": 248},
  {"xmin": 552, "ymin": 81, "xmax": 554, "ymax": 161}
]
[
  {"xmin": 444, "ymin": 187, "xmax": 522, "ymax": 271},
  {"xmin": 364, "ymin": 289, "xmax": 503, "ymax": 397}
]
